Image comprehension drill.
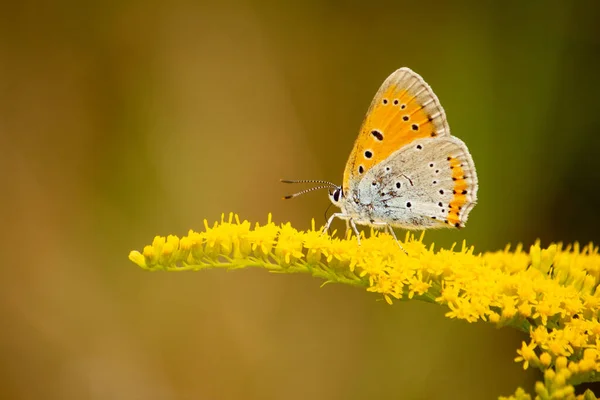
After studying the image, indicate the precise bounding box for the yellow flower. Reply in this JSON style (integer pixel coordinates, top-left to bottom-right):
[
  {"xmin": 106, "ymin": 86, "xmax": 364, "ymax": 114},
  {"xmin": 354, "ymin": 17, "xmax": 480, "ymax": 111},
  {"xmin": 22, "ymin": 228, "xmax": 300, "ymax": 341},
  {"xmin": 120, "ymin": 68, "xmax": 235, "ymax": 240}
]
[
  {"xmin": 515, "ymin": 341, "xmax": 538, "ymax": 370},
  {"xmin": 128, "ymin": 214, "xmax": 600, "ymax": 400}
]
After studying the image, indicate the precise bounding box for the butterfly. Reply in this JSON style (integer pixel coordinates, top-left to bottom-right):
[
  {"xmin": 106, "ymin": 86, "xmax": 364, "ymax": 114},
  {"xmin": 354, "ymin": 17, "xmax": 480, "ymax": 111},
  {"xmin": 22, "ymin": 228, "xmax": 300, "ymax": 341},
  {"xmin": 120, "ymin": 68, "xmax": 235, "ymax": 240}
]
[{"xmin": 283, "ymin": 67, "xmax": 478, "ymax": 248}]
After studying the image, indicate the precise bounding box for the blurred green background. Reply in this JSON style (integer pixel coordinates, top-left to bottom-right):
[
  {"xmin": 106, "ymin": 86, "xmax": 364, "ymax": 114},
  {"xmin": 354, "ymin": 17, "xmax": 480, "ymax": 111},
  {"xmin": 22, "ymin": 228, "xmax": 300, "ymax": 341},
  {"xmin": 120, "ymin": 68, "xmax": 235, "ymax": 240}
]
[{"xmin": 1, "ymin": 1, "xmax": 599, "ymax": 399}]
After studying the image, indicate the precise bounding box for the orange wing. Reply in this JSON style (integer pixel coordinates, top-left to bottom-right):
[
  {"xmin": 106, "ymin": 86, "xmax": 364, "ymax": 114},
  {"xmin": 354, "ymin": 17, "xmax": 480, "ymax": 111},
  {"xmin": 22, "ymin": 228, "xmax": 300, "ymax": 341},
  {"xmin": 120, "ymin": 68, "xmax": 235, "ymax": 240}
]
[{"xmin": 342, "ymin": 68, "xmax": 450, "ymax": 193}]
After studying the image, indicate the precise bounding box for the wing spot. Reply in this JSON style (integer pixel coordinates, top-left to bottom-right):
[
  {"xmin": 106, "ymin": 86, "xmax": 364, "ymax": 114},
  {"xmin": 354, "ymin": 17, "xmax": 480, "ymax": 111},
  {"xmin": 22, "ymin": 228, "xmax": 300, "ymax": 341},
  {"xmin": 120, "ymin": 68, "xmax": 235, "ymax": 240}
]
[
  {"xmin": 435, "ymin": 169, "xmax": 439, "ymax": 174},
  {"xmin": 401, "ymin": 104, "xmax": 406, "ymax": 109},
  {"xmin": 431, "ymin": 132, "xmax": 437, "ymax": 137},
  {"xmin": 411, "ymin": 124, "xmax": 419, "ymax": 131},
  {"xmin": 447, "ymin": 156, "xmax": 452, "ymax": 161},
  {"xmin": 452, "ymin": 177, "xmax": 457, "ymax": 181},
  {"xmin": 406, "ymin": 202, "xmax": 412, "ymax": 208},
  {"xmin": 438, "ymin": 202, "xmax": 443, "ymax": 207},
  {"xmin": 371, "ymin": 130, "xmax": 384, "ymax": 141},
  {"xmin": 429, "ymin": 163, "xmax": 434, "ymax": 167},
  {"xmin": 455, "ymin": 222, "xmax": 461, "ymax": 228},
  {"xmin": 416, "ymin": 145, "xmax": 422, "ymax": 150},
  {"xmin": 439, "ymin": 189, "xmax": 444, "ymax": 195},
  {"xmin": 441, "ymin": 209, "xmax": 445, "ymax": 213},
  {"xmin": 432, "ymin": 216, "xmax": 437, "ymax": 219},
  {"xmin": 393, "ymin": 99, "xmax": 399, "ymax": 105},
  {"xmin": 358, "ymin": 165, "xmax": 364, "ymax": 174},
  {"xmin": 402, "ymin": 115, "xmax": 409, "ymax": 121},
  {"xmin": 382, "ymin": 99, "xmax": 388, "ymax": 105},
  {"xmin": 371, "ymin": 181, "xmax": 377, "ymax": 187},
  {"xmin": 462, "ymin": 190, "xmax": 468, "ymax": 195},
  {"xmin": 364, "ymin": 150, "xmax": 373, "ymax": 159},
  {"xmin": 385, "ymin": 166, "xmax": 391, "ymax": 172},
  {"xmin": 395, "ymin": 182, "xmax": 401, "ymax": 189}
]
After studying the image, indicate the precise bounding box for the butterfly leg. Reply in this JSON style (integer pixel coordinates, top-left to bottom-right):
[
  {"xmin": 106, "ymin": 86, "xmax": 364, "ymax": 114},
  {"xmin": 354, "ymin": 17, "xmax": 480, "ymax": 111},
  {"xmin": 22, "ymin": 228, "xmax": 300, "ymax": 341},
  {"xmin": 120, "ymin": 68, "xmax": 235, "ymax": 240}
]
[
  {"xmin": 349, "ymin": 218, "xmax": 361, "ymax": 245},
  {"xmin": 369, "ymin": 222, "xmax": 407, "ymax": 254},
  {"xmin": 385, "ymin": 224, "xmax": 407, "ymax": 254},
  {"xmin": 321, "ymin": 214, "xmax": 362, "ymax": 245},
  {"xmin": 322, "ymin": 213, "xmax": 346, "ymax": 236}
]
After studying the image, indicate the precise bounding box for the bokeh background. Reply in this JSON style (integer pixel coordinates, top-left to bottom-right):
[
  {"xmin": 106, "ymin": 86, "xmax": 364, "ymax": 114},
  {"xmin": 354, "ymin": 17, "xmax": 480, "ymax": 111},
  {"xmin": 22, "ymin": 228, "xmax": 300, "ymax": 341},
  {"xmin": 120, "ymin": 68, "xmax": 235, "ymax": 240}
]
[{"xmin": 1, "ymin": 1, "xmax": 599, "ymax": 399}]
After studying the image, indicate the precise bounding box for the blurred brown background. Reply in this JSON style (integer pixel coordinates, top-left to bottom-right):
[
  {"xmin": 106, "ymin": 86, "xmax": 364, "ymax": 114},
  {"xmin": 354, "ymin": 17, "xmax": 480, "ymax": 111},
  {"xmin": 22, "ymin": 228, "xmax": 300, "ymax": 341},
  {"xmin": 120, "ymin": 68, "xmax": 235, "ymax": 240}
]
[{"xmin": 1, "ymin": 1, "xmax": 599, "ymax": 399}]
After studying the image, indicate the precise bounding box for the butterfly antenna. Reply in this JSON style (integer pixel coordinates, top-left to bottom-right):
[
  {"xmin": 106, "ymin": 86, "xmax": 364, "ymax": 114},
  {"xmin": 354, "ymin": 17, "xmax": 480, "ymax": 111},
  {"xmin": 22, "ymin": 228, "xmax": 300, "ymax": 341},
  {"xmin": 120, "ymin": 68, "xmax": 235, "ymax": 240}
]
[
  {"xmin": 282, "ymin": 185, "xmax": 333, "ymax": 200},
  {"xmin": 280, "ymin": 179, "xmax": 338, "ymax": 188}
]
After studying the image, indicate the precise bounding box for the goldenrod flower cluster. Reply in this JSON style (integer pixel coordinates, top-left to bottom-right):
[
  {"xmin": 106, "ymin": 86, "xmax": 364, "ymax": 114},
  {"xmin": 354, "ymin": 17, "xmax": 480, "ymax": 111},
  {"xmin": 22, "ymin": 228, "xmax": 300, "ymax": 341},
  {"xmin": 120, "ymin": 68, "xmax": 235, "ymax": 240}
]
[{"xmin": 129, "ymin": 213, "xmax": 600, "ymax": 399}]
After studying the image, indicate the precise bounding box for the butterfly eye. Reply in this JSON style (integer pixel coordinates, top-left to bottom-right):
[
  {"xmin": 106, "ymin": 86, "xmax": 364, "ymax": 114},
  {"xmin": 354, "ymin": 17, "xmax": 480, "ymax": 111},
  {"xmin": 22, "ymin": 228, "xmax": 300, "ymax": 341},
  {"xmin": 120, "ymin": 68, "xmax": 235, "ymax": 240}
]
[{"xmin": 333, "ymin": 189, "xmax": 340, "ymax": 202}]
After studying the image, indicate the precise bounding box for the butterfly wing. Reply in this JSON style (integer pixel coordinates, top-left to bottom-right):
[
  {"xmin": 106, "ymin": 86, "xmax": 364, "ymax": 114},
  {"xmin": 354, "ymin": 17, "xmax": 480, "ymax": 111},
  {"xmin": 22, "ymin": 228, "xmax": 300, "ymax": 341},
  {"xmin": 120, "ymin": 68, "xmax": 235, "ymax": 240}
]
[
  {"xmin": 357, "ymin": 136, "xmax": 478, "ymax": 229},
  {"xmin": 342, "ymin": 68, "xmax": 450, "ymax": 194}
]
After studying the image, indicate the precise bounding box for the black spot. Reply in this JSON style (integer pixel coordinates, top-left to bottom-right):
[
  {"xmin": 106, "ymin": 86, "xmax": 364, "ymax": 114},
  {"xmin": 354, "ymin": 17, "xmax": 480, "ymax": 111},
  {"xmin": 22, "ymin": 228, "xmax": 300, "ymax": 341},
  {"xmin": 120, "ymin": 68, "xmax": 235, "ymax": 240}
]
[
  {"xmin": 371, "ymin": 130, "xmax": 384, "ymax": 141},
  {"xmin": 371, "ymin": 181, "xmax": 377, "ymax": 186},
  {"xmin": 381, "ymin": 192, "xmax": 385, "ymax": 196},
  {"xmin": 385, "ymin": 167, "xmax": 391, "ymax": 172},
  {"xmin": 396, "ymin": 182, "xmax": 401, "ymax": 189},
  {"xmin": 416, "ymin": 145, "xmax": 422, "ymax": 150},
  {"xmin": 447, "ymin": 156, "xmax": 452, "ymax": 161},
  {"xmin": 450, "ymin": 166, "xmax": 454, "ymax": 169},
  {"xmin": 452, "ymin": 190, "xmax": 456, "ymax": 194},
  {"xmin": 458, "ymin": 206, "xmax": 462, "ymax": 211},
  {"xmin": 383, "ymin": 99, "xmax": 388, "ymax": 104},
  {"xmin": 411, "ymin": 124, "xmax": 419, "ymax": 131},
  {"xmin": 462, "ymin": 190, "xmax": 468, "ymax": 195},
  {"xmin": 439, "ymin": 189, "xmax": 444, "ymax": 195},
  {"xmin": 432, "ymin": 216, "xmax": 436, "ymax": 219},
  {"xmin": 438, "ymin": 202, "xmax": 443, "ymax": 207},
  {"xmin": 401, "ymin": 104, "xmax": 406, "ymax": 109},
  {"xmin": 444, "ymin": 219, "xmax": 449, "ymax": 224},
  {"xmin": 574, "ymin": 314, "xmax": 580, "ymax": 319},
  {"xmin": 358, "ymin": 165, "xmax": 364, "ymax": 174},
  {"xmin": 435, "ymin": 170, "xmax": 439, "ymax": 173},
  {"xmin": 463, "ymin": 175, "xmax": 468, "ymax": 179},
  {"xmin": 402, "ymin": 116, "xmax": 409, "ymax": 121},
  {"xmin": 364, "ymin": 150, "xmax": 373, "ymax": 159},
  {"xmin": 431, "ymin": 132, "xmax": 437, "ymax": 137},
  {"xmin": 433, "ymin": 180, "xmax": 437, "ymax": 184},
  {"xmin": 429, "ymin": 163, "xmax": 434, "ymax": 167},
  {"xmin": 406, "ymin": 202, "xmax": 412, "ymax": 208},
  {"xmin": 441, "ymin": 209, "xmax": 445, "ymax": 213},
  {"xmin": 427, "ymin": 116, "xmax": 434, "ymax": 122},
  {"xmin": 393, "ymin": 99, "xmax": 399, "ymax": 105},
  {"xmin": 452, "ymin": 177, "xmax": 457, "ymax": 181},
  {"xmin": 455, "ymin": 222, "xmax": 460, "ymax": 228}
]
